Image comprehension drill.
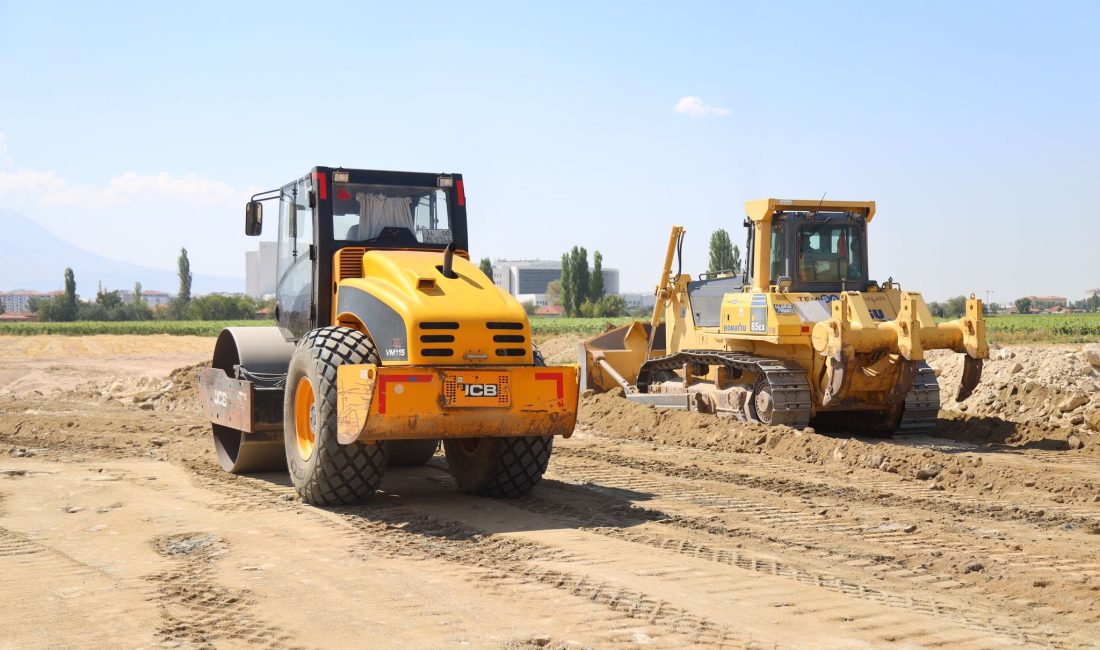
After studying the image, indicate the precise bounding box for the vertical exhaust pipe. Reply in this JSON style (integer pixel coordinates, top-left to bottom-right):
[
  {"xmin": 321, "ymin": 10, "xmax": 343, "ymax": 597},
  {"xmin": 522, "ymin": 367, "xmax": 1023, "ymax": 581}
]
[{"xmin": 441, "ymin": 243, "xmax": 458, "ymax": 279}]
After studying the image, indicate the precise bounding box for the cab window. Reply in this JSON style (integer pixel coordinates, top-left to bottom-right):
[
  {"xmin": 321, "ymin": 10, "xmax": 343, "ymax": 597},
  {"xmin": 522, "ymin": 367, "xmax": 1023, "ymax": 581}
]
[
  {"xmin": 797, "ymin": 223, "xmax": 864, "ymax": 283},
  {"xmin": 332, "ymin": 183, "xmax": 451, "ymax": 246},
  {"xmin": 769, "ymin": 220, "xmax": 785, "ymax": 283}
]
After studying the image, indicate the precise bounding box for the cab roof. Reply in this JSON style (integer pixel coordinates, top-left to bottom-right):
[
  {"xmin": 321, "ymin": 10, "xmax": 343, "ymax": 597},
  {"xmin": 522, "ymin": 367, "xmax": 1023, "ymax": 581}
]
[{"xmin": 745, "ymin": 198, "xmax": 876, "ymax": 223}]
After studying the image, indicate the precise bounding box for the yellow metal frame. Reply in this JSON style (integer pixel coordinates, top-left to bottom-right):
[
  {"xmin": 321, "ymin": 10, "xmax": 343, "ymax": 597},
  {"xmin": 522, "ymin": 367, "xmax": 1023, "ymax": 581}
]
[
  {"xmin": 334, "ymin": 249, "xmax": 532, "ymax": 367},
  {"xmin": 336, "ymin": 364, "xmax": 579, "ymax": 444}
]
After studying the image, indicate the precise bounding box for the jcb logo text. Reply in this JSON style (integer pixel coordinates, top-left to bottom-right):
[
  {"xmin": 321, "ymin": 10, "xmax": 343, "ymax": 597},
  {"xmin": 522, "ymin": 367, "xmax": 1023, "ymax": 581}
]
[{"xmin": 462, "ymin": 383, "xmax": 499, "ymax": 397}]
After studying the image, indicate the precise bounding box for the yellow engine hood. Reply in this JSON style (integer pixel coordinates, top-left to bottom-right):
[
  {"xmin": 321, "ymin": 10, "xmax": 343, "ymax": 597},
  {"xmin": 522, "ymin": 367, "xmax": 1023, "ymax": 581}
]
[{"xmin": 335, "ymin": 250, "xmax": 532, "ymax": 366}]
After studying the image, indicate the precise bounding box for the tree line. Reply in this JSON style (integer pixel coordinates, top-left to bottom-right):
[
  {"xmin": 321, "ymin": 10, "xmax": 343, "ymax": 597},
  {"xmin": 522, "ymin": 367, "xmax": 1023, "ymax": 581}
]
[
  {"xmin": 31, "ymin": 248, "xmax": 273, "ymax": 322},
  {"xmin": 558, "ymin": 247, "xmax": 627, "ymax": 317}
]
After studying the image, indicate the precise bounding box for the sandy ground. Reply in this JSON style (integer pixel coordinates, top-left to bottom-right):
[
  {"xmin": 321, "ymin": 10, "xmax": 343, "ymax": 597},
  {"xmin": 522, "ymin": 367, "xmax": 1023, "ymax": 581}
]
[{"xmin": 1, "ymin": 335, "xmax": 1099, "ymax": 649}]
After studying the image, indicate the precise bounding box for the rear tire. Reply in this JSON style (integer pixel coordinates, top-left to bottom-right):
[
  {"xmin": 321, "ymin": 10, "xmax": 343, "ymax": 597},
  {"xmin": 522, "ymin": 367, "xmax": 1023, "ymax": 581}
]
[
  {"xmin": 385, "ymin": 439, "xmax": 439, "ymax": 467},
  {"xmin": 443, "ymin": 436, "xmax": 553, "ymax": 497},
  {"xmin": 283, "ymin": 327, "xmax": 387, "ymax": 506},
  {"xmin": 443, "ymin": 344, "xmax": 553, "ymax": 497}
]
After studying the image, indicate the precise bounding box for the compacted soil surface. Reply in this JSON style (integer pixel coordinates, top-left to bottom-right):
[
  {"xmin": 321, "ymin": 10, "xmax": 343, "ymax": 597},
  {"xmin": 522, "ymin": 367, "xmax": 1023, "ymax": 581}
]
[{"xmin": 1, "ymin": 335, "xmax": 1099, "ymax": 649}]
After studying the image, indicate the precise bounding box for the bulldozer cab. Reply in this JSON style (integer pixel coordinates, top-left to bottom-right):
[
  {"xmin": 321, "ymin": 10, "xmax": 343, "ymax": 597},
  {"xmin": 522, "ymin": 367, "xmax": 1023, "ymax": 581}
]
[
  {"xmin": 744, "ymin": 198, "xmax": 875, "ymax": 294},
  {"xmin": 246, "ymin": 167, "xmax": 468, "ymax": 339}
]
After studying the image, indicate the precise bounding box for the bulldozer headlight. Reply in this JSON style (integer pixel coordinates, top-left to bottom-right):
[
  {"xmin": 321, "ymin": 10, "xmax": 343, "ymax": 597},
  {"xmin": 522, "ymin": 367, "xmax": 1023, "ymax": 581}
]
[
  {"xmin": 333, "ymin": 171, "xmax": 350, "ymax": 183},
  {"xmin": 437, "ymin": 175, "xmax": 454, "ymax": 188}
]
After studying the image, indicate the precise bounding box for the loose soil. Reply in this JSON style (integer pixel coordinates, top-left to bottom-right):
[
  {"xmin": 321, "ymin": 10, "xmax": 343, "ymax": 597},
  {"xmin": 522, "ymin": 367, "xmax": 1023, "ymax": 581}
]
[{"xmin": 2, "ymin": 335, "xmax": 1099, "ymax": 648}]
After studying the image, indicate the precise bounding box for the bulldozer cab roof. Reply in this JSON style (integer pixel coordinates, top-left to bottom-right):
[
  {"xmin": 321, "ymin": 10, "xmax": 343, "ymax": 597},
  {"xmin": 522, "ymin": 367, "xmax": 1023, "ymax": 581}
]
[{"xmin": 745, "ymin": 198, "xmax": 876, "ymax": 224}]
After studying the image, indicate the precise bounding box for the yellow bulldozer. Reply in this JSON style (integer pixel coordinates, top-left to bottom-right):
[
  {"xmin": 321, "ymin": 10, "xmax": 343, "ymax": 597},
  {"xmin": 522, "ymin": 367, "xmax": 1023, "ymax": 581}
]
[
  {"xmin": 582, "ymin": 198, "xmax": 987, "ymax": 434},
  {"xmin": 199, "ymin": 167, "xmax": 578, "ymax": 505}
]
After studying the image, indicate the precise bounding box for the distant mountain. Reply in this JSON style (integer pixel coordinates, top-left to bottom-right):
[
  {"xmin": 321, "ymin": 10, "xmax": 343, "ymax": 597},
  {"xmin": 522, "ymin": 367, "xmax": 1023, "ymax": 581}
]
[{"xmin": 1, "ymin": 209, "xmax": 242, "ymax": 294}]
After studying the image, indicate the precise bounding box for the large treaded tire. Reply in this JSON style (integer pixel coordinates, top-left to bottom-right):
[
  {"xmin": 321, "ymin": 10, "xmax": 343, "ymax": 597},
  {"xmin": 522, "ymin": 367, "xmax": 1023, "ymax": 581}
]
[
  {"xmin": 283, "ymin": 327, "xmax": 387, "ymax": 506},
  {"xmin": 443, "ymin": 345, "xmax": 552, "ymax": 497},
  {"xmin": 443, "ymin": 435, "xmax": 553, "ymax": 497},
  {"xmin": 385, "ymin": 440, "xmax": 440, "ymax": 467}
]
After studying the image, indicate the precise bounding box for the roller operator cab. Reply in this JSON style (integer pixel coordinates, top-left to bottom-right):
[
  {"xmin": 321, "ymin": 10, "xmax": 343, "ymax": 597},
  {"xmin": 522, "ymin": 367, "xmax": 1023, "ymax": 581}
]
[
  {"xmin": 583, "ymin": 198, "xmax": 988, "ymax": 435},
  {"xmin": 200, "ymin": 168, "xmax": 578, "ymax": 505}
]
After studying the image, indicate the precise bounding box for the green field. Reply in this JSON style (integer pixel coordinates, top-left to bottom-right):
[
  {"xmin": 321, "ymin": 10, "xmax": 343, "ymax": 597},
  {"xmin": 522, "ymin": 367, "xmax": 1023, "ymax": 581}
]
[
  {"xmin": 1, "ymin": 313, "xmax": 1096, "ymax": 342},
  {"xmin": 0, "ymin": 320, "xmax": 269, "ymax": 337},
  {"xmin": 528, "ymin": 316, "xmax": 634, "ymax": 336},
  {"xmin": 983, "ymin": 313, "xmax": 1100, "ymax": 343},
  {"xmin": 0, "ymin": 317, "xmax": 632, "ymax": 338}
]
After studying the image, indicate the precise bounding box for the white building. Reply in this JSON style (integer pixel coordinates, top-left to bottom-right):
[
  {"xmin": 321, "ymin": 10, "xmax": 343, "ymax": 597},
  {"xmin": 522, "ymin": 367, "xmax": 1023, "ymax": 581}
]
[
  {"xmin": 115, "ymin": 289, "xmax": 174, "ymax": 307},
  {"xmin": 0, "ymin": 290, "xmax": 41, "ymax": 313},
  {"xmin": 141, "ymin": 290, "xmax": 173, "ymax": 307},
  {"xmin": 492, "ymin": 259, "xmax": 620, "ymax": 305},
  {"xmin": 620, "ymin": 292, "xmax": 657, "ymax": 310},
  {"xmin": 246, "ymin": 242, "xmax": 278, "ymax": 299}
]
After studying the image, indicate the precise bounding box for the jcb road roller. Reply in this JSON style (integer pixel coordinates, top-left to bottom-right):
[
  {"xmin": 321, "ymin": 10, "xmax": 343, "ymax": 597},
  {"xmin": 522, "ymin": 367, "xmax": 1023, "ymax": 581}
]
[{"xmin": 199, "ymin": 167, "xmax": 578, "ymax": 505}]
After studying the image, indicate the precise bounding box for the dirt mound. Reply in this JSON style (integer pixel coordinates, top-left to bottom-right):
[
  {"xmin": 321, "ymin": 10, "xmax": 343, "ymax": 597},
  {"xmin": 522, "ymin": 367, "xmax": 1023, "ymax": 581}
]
[
  {"xmin": 928, "ymin": 345, "xmax": 1100, "ymax": 447},
  {"xmin": 161, "ymin": 362, "xmax": 209, "ymax": 412},
  {"xmin": 56, "ymin": 361, "xmax": 209, "ymax": 413},
  {"xmin": 534, "ymin": 335, "xmax": 584, "ymax": 365},
  {"xmin": 579, "ymin": 391, "xmax": 1100, "ymax": 509}
]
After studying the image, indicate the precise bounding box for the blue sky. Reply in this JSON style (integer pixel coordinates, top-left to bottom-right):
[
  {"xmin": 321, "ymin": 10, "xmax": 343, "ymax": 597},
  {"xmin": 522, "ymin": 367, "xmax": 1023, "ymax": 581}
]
[{"xmin": 1, "ymin": 1, "xmax": 1097, "ymax": 301}]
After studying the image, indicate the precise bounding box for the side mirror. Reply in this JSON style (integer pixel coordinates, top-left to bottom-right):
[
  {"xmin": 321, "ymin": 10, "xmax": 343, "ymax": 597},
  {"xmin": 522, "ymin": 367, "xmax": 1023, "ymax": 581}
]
[{"xmin": 245, "ymin": 201, "xmax": 263, "ymax": 236}]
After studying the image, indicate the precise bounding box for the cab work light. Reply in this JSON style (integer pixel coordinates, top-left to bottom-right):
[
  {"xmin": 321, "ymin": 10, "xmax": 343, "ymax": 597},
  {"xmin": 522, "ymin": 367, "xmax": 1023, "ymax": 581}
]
[
  {"xmin": 437, "ymin": 175, "xmax": 454, "ymax": 188},
  {"xmin": 333, "ymin": 171, "xmax": 350, "ymax": 183}
]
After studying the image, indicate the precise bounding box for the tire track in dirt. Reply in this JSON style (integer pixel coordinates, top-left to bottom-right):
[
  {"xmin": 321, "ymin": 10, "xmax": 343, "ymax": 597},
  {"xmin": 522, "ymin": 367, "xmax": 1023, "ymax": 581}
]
[
  {"xmin": 0, "ymin": 526, "xmax": 47, "ymax": 559},
  {"xmin": 542, "ymin": 447, "xmax": 1099, "ymax": 646},
  {"xmin": 559, "ymin": 440, "xmax": 1100, "ymax": 533},
  {"xmin": 193, "ymin": 467, "xmax": 757, "ymax": 648},
  {"xmin": 145, "ymin": 532, "xmax": 304, "ymax": 650},
  {"xmin": 554, "ymin": 446, "xmax": 1100, "ymax": 581},
  {"xmin": 509, "ymin": 490, "xmax": 1073, "ymax": 648},
  {"xmin": 197, "ymin": 461, "xmax": 1053, "ymax": 649},
  {"xmin": 335, "ymin": 506, "xmax": 754, "ymax": 648},
  {"xmin": 0, "ymin": 522, "xmax": 159, "ymax": 648}
]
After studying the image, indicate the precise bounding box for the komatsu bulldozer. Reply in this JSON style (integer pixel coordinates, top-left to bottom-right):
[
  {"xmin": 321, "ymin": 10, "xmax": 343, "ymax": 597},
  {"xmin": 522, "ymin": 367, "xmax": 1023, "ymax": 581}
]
[
  {"xmin": 582, "ymin": 198, "xmax": 987, "ymax": 434},
  {"xmin": 199, "ymin": 167, "xmax": 578, "ymax": 505}
]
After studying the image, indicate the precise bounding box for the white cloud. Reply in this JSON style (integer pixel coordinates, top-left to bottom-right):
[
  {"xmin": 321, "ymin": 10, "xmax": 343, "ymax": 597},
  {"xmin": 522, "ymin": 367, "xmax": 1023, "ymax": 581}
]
[
  {"xmin": 673, "ymin": 96, "xmax": 730, "ymax": 118},
  {"xmin": 0, "ymin": 168, "xmax": 66, "ymax": 196},
  {"xmin": 40, "ymin": 171, "xmax": 245, "ymax": 209},
  {"xmin": 0, "ymin": 135, "xmax": 245, "ymax": 208}
]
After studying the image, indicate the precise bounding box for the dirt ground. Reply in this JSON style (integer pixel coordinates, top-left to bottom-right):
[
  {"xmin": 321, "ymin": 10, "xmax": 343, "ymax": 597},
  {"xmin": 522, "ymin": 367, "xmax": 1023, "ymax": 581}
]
[{"xmin": 2, "ymin": 335, "xmax": 1099, "ymax": 649}]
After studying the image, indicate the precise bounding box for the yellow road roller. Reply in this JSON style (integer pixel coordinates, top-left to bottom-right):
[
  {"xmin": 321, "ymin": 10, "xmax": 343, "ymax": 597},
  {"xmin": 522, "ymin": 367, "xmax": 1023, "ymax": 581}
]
[{"xmin": 200, "ymin": 167, "xmax": 578, "ymax": 505}]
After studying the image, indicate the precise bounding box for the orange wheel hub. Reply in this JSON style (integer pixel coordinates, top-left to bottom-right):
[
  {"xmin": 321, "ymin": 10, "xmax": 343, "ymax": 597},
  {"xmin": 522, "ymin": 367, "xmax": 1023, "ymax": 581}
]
[{"xmin": 294, "ymin": 377, "xmax": 317, "ymax": 460}]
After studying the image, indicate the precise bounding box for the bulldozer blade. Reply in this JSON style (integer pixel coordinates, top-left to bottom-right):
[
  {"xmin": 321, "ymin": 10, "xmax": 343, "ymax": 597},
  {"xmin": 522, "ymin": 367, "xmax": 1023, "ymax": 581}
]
[
  {"xmin": 956, "ymin": 356, "xmax": 983, "ymax": 402},
  {"xmin": 821, "ymin": 352, "xmax": 847, "ymax": 408}
]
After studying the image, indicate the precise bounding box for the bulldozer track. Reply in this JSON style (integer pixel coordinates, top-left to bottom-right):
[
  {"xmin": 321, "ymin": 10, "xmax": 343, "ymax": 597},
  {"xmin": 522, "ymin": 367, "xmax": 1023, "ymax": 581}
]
[
  {"xmin": 640, "ymin": 350, "xmax": 813, "ymax": 427},
  {"xmin": 897, "ymin": 361, "xmax": 942, "ymax": 434}
]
